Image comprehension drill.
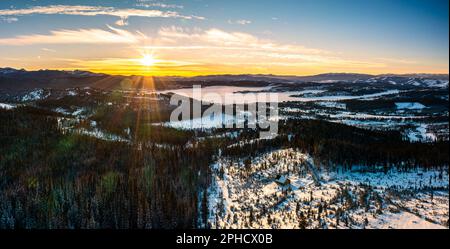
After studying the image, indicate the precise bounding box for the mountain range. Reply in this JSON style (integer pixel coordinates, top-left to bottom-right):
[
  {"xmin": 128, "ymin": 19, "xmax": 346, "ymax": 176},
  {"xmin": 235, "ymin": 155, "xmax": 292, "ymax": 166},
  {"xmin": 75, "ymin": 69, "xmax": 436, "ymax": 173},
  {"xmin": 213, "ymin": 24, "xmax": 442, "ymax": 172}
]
[{"xmin": 0, "ymin": 67, "xmax": 448, "ymax": 93}]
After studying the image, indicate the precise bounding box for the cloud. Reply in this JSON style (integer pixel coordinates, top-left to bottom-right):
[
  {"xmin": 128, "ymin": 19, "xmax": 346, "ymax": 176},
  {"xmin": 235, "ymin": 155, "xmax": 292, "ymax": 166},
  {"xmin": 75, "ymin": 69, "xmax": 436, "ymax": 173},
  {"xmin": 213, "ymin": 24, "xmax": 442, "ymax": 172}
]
[
  {"xmin": 0, "ymin": 16, "xmax": 18, "ymax": 23},
  {"xmin": 115, "ymin": 17, "xmax": 129, "ymax": 26},
  {"xmin": 0, "ymin": 26, "xmax": 146, "ymax": 45},
  {"xmin": 143, "ymin": 26, "xmax": 386, "ymax": 72},
  {"xmin": 0, "ymin": 23, "xmax": 389, "ymax": 75},
  {"xmin": 156, "ymin": 26, "xmax": 328, "ymax": 55},
  {"xmin": 228, "ymin": 19, "xmax": 252, "ymax": 25},
  {"xmin": 0, "ymin": 5, "xmax": 204, "ymax": 25},
  {"xmin": 135, "ymin": 0, "xmax": 184, "ymax": 9},
  {"xmin": 376, "ymin": 57, "xmax": 417, "ymax": 64},
  {"xmin": 41, "ymin": 48, "xmax": 56, "ymax": 52}
]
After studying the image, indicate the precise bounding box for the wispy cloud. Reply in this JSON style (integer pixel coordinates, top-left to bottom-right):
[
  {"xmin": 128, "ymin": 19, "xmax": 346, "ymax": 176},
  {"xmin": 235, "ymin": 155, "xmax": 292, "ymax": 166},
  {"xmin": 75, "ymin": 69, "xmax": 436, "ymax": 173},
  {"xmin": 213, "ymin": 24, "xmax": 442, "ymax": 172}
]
[
  {"xmin": 0, "ymin": 26, "xmax": 146, "ymax": 45},
  {"xmin": 228, "ymin": 19, "xmax": 252, "ymax": 25},
  {"xmin": 0, "ymin": 16, "xmax": 18, "ymax": 23},
  {"xmin": 0, "ymin": 23, "xmax": 389, "ymax": 75},
  {"xmin": 156, "ymin": 26, "xmax": 328, "ymax": 55},
  {"xmin": 41, "ymin": 48, "xmax": 57, "ymax": 52},
  {"xmin": 376, "ymin": 57, "xmax": 417, "ymax": 65},
  {"xmin": 144, "ymin": 26, "xmax": 386, "ymax": 73},
  {"xmin": 0, "ymin": 5, "xmax": 204, "ymax": 26},
  {"xmin": 135, "ymin": 0, "xmax": 184, "ymax": 9}
]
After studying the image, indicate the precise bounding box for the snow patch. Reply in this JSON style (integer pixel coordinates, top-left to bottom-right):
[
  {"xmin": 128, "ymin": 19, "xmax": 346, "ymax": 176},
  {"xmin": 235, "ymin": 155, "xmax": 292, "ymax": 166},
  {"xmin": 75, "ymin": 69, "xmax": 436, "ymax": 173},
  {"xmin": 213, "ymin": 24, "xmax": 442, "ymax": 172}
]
[
  {"xmin": 21, "ymin": 89, "xmax": 50, "ymax": 102},
  {"xmin": 0, "ymin": 103, "xmax": 15, "ymax": 110},
  {"xmin": 395, "ymin": 102, "xmax": 426, "ymax": 110}
]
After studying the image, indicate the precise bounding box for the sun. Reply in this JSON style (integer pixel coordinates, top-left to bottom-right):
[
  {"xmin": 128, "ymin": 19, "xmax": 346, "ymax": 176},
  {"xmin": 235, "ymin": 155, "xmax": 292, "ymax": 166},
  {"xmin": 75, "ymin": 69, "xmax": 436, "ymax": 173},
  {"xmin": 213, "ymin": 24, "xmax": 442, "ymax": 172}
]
[{"xmin": 140, "ymin": 54, "xmax": 157, "ymax": 67}]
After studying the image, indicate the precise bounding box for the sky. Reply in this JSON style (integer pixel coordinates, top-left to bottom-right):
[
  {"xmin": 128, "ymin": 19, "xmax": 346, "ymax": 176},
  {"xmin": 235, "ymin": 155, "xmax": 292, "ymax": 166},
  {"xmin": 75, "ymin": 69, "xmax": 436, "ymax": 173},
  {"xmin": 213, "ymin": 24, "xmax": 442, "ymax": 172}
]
[{"xmin": 0, "ymin": 0, "xmax": 448, "ymax": 76}]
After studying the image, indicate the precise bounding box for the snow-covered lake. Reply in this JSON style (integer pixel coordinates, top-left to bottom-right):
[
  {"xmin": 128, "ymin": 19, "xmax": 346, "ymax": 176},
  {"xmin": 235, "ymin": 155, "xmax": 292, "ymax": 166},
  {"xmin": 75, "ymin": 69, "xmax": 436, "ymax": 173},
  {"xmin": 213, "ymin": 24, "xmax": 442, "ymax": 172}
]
[{"xmin": 160, "ymin": 86, "xmax": 400, "ymax": 104}]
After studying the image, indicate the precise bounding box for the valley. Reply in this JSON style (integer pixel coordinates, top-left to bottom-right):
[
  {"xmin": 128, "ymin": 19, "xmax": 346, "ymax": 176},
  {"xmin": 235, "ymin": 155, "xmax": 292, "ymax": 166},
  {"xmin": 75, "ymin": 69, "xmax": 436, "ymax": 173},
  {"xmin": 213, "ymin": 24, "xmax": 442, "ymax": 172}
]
[{"xmin": 0, "ymin": 69, "xmax": 448, "ymax": 229}]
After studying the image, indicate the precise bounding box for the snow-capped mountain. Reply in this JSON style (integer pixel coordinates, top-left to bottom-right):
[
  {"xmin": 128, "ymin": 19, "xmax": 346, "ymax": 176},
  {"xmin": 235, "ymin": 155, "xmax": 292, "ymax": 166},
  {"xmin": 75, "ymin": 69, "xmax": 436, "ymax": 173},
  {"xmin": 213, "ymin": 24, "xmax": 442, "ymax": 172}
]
[
  {"xmin": 361, "ymin": 76, "xmax": 449, "ymax": 88},
  {"xmin": 0, "ymin": 67, "xmax": 26, "ymax": 75}
]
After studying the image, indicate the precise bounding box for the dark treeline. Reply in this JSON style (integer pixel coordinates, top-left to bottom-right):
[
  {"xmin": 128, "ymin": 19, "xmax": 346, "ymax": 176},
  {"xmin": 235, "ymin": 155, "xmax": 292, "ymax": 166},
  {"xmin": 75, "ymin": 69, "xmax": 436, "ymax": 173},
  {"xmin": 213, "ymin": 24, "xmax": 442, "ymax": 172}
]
[
  {"xmin": 343, "ymin": 96, "xmax": 448, "ymax": 112},
  {"xmin": 0, "ymin": 107, "xmax": 214, "ymax": 228},
  {"xmin": 0, "ymin": 105, "xmax": 448, "ymax": 229},
  {"xmin": 223, "ymin": 119, "xmax": 449, "ymax": 170}
]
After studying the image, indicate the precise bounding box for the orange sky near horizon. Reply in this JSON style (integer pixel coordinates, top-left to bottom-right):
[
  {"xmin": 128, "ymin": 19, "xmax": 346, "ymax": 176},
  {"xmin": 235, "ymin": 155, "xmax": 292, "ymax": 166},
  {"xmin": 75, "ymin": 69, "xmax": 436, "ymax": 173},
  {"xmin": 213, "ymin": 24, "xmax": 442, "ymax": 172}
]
[{"xmin": 0, "ymin": 2, "xmax": 448, "ymax": 77}]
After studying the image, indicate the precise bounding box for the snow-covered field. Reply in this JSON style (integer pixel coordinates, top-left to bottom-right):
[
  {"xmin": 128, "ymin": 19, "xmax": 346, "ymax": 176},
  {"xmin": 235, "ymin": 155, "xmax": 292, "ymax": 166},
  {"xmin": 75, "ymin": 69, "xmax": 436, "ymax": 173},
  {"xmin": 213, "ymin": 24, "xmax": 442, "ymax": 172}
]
[
  {"xmin": 0, "ymin": 103, "xmax": 16, "ymax": 109},
  {"xmin": 21, "ymin": 89, "xmax": 50, "ymax": 101},
  {"xmin": 280, "ymin": 105, "xmax": 447, "ymax": 142},
  {"xmin": 206, "ymin": 149, "xmax": 449, "ymax": 229},
  {"xmin": 395, "ymin": 102, "xmax": 426, "ymax": 110},
  {"xmin": 405, "ymin": 124, "xmax": 438, "ymax": 142}
]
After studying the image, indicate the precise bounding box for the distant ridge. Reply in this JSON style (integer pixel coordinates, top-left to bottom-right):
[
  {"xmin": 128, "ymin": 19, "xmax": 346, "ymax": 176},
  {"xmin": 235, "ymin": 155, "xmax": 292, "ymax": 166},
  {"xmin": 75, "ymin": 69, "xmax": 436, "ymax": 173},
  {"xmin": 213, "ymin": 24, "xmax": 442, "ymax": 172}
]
[
  {"xmin": 1, "ymin": 67, "xmax": 448, "ymax": 80},
  {"xmin": 0, "ymin": 67, "xmax": 448, "ymax": 93}
]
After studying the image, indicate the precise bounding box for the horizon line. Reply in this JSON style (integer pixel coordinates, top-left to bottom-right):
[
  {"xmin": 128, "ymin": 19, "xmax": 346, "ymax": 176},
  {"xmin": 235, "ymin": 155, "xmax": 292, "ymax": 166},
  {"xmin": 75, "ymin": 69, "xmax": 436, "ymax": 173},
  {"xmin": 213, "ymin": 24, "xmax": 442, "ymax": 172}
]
[{"xmin": 1, "ymin": 66, "xmax": 449, "ymax": 78}]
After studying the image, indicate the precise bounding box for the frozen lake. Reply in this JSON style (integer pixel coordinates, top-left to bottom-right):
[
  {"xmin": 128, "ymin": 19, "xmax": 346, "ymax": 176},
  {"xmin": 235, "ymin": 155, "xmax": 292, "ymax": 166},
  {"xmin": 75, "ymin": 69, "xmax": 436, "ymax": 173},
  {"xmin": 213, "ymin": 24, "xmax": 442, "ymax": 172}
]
[{"xmin": 160, "ymin": 86, "xmax": 399, "ymax": 104}]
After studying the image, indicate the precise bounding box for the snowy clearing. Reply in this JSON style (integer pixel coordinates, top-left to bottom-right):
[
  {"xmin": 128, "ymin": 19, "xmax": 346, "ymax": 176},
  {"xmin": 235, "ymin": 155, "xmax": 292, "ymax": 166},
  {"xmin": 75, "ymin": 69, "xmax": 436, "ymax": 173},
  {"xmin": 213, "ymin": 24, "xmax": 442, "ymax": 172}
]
[
  {"xmin": 0, "ymin": 103, "xmax": 15, "ymax": 110},
  {"xmin": 206, "ymin": 149, "xmax": 449, "ymax": 229}
]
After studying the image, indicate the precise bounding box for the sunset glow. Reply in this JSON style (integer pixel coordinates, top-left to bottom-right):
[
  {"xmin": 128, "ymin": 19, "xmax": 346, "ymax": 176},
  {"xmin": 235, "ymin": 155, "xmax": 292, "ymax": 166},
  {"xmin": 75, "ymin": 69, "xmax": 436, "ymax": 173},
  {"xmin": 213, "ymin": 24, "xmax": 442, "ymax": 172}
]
[{"xmin": 0, "ymin": 0, "xmax": 448, "ymax": 76}]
